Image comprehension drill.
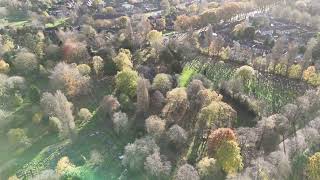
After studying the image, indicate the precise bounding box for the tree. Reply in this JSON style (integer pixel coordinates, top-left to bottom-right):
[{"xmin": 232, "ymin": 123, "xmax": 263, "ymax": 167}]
[
  {"xmin": 7, "ymin": 128, "xmax": 31, "ymax": 149},
  {"xmin": 144, "ymin": 151, "xmax": 172, "ymax": 179},
  {"xmin": 117, "ymin": 16, "xmax": 130, "ymax": 29},
  {"xmin": 174, "ymin": 164, "xmax": 200, "ymax": 180},
  {"xmin": 234, "ymin": 65, "xmax": 255, "ymax": 84},
  {"xmin": 122, "ymin": 136, "xmax": 159, "ymax": 172},
  {"xmin": 152, "ymin": 73, "xmax": 172, "ymax": 94},
  {"xmin": 273, "ymin": 114, "xmax": 289, "ymax": 154},
  {"xmin": 31, "ymin": 169, "xmax": 59, "ymax": 180},
  {"xmin": 78, "ymin": 108, "xmax": 92, "ymax": 122},
  {"xmin": 145, "ymin": 115, "xmax": 166, "ymax": 139},
  {"xmin": 137, "ymin": 77, "xmax": 150, "ymax": 113},
  {"xmin": 216, "ymin": 140, "xmax": 243, "ymax": 174},
  {"xmin": 12, "ymin": 51, "xmax": 38, "ymax": 75},
  {"xmin": 56, "ymin": 156, "xmax": 75, "ymax": 176},
  {"xmin": 162, "ymin": 88, "xmax": 189, "ymax": 124},
  {"xmin": 207, "ymin": 128, "xmax": 236, "ymax": 156},
  {"xmin": 166, "ymin": 124, "xmax": 188, "ymax": 150},
  {"xmin": 288, "ymin": 64, "xmax": 302, "ymax": 79},
  {"xmin": 160, "ymin": 0, "xmax": 170, "ymax": 14},
  {"xmin": 258, "ymin": 117, "xmax": 281, "ymax": 154},
  {"xmin": 62, "ymin": 40, "xmax": 90, "ymax": 63},
  {"xmin": 40, "ymin": 91, "xmax": 76, "ymax": 140},
  {"xmin": 307, "ymin": 152, "xmax": 320, "ymax": 180},
  {"xmin": 147, "ymin": 30, "xmax": 163, "ymax": 50},
  {"xmin": 112, "ymin": 111, "xmax": 129, "ymax": 135},
  {"xmin": 198, "ymin": 101, "xmax": 236, "ymax": 130},
  {"xmin": 115, "ymin": 69, "xmax": 138, "ymax": 98},
  {"xmin": 0, "ymin": 59, "xmax": 9, "ymax": 73},
  {"xmin": 196, "ymin": 89, "xmax": 222, "ymax": 108},
  {"xmin": 77, "ymin": 64, "xmax": 91, "ymax": 76},
  {"xmin": 99, "ymin": 95, "xmax": 120, "ymax": 116},
  {"xmin": 113, "ymin": 49, "xmax": 133, "ymax": 71},
  {"xmin": 49, "ymin": 63, "xmax": 90, "ymax": 97},
  {"xmin": 92, "ymin": 56, "xmax": 104, "ymax": 76},
  {"xmin": 150, "ymin": 90, "xmax": 166, "ymax": 114},
  {"xmin": 196, "ymin": 157, "xmax": 222, "ymax": 180}
]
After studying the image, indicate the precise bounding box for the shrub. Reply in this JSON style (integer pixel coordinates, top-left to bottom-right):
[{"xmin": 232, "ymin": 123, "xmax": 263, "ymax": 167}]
[
  {"xmin": 288, "ymin": 64, "xmax": 302, "ymax": 79},
  {"xmin": 216, "ymin": 140, "xmax": 243, "ymax": 174},
  {"xmin": 78, "ymin": 108, "xmax": 93, "ymax": 122},
  {"xmin": 144, "ymin": 151, "xmax": 172, "ymax": 179},
  {"xmin": 152, "ymin": 73, "xmax": 172, "ymax": 94},
  {"xmin": 166, "ymin": 124, "xmax": 188, "ymax": 149},
  {"xmin": 145, "ymin": 115, "xmax": 166, "ymax": 139},
  {"xmin": 49, "ymin": 63, "xmax": 91, "ymax": 97},
  {"xmin": 122, "ymin": 136, "xmax": 159, "ymax": 172},
  {"xmin": 12, "ymin": 51, "xmax": 39, "ymax": 75},
  {"xmin": 112, "ymin": 111, "xmax": 129, "ymax": 135},
  {"xmin": 174, "ymin": 164, "xmax": 200, "ymax": 180},
  {"xmin": 115, "ymin": 69, "xmax": 138, "ymax": 97},
  {"xmin": 77, "ymin": 64, "xmax": 91, "ymax": 76},
  {"xmin": 0, "ymin": 59, "xmax": 9, "ymax": 73}
]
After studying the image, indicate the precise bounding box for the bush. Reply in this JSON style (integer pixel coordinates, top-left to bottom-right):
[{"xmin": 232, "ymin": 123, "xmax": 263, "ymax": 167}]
[
  {"xmin": 274, "ymin": 63, "xmax": 287, "ymax": 76},
  {"xmin": 152, "ymin": 73, "xmax": 172, "ymax": 94},
  {"xmin": 115, "ymin": 69, "xmax": 138, "ymax": 98},
  {"xmin": 12, "ymin": 51, "xmax": 39, "ymax": 75},
  {"xmin": 112, "ymin": 111, "xmax": 129, "ymax": 135},
  {"xmin": 145, "ymin": 115, "xmax": 166, "ymax": 139}
]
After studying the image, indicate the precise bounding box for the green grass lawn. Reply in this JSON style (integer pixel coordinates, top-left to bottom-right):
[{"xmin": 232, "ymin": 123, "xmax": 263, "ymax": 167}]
[{"xmin": 45, "ymin": 17, "xmax": 69, "ymax": 29}]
